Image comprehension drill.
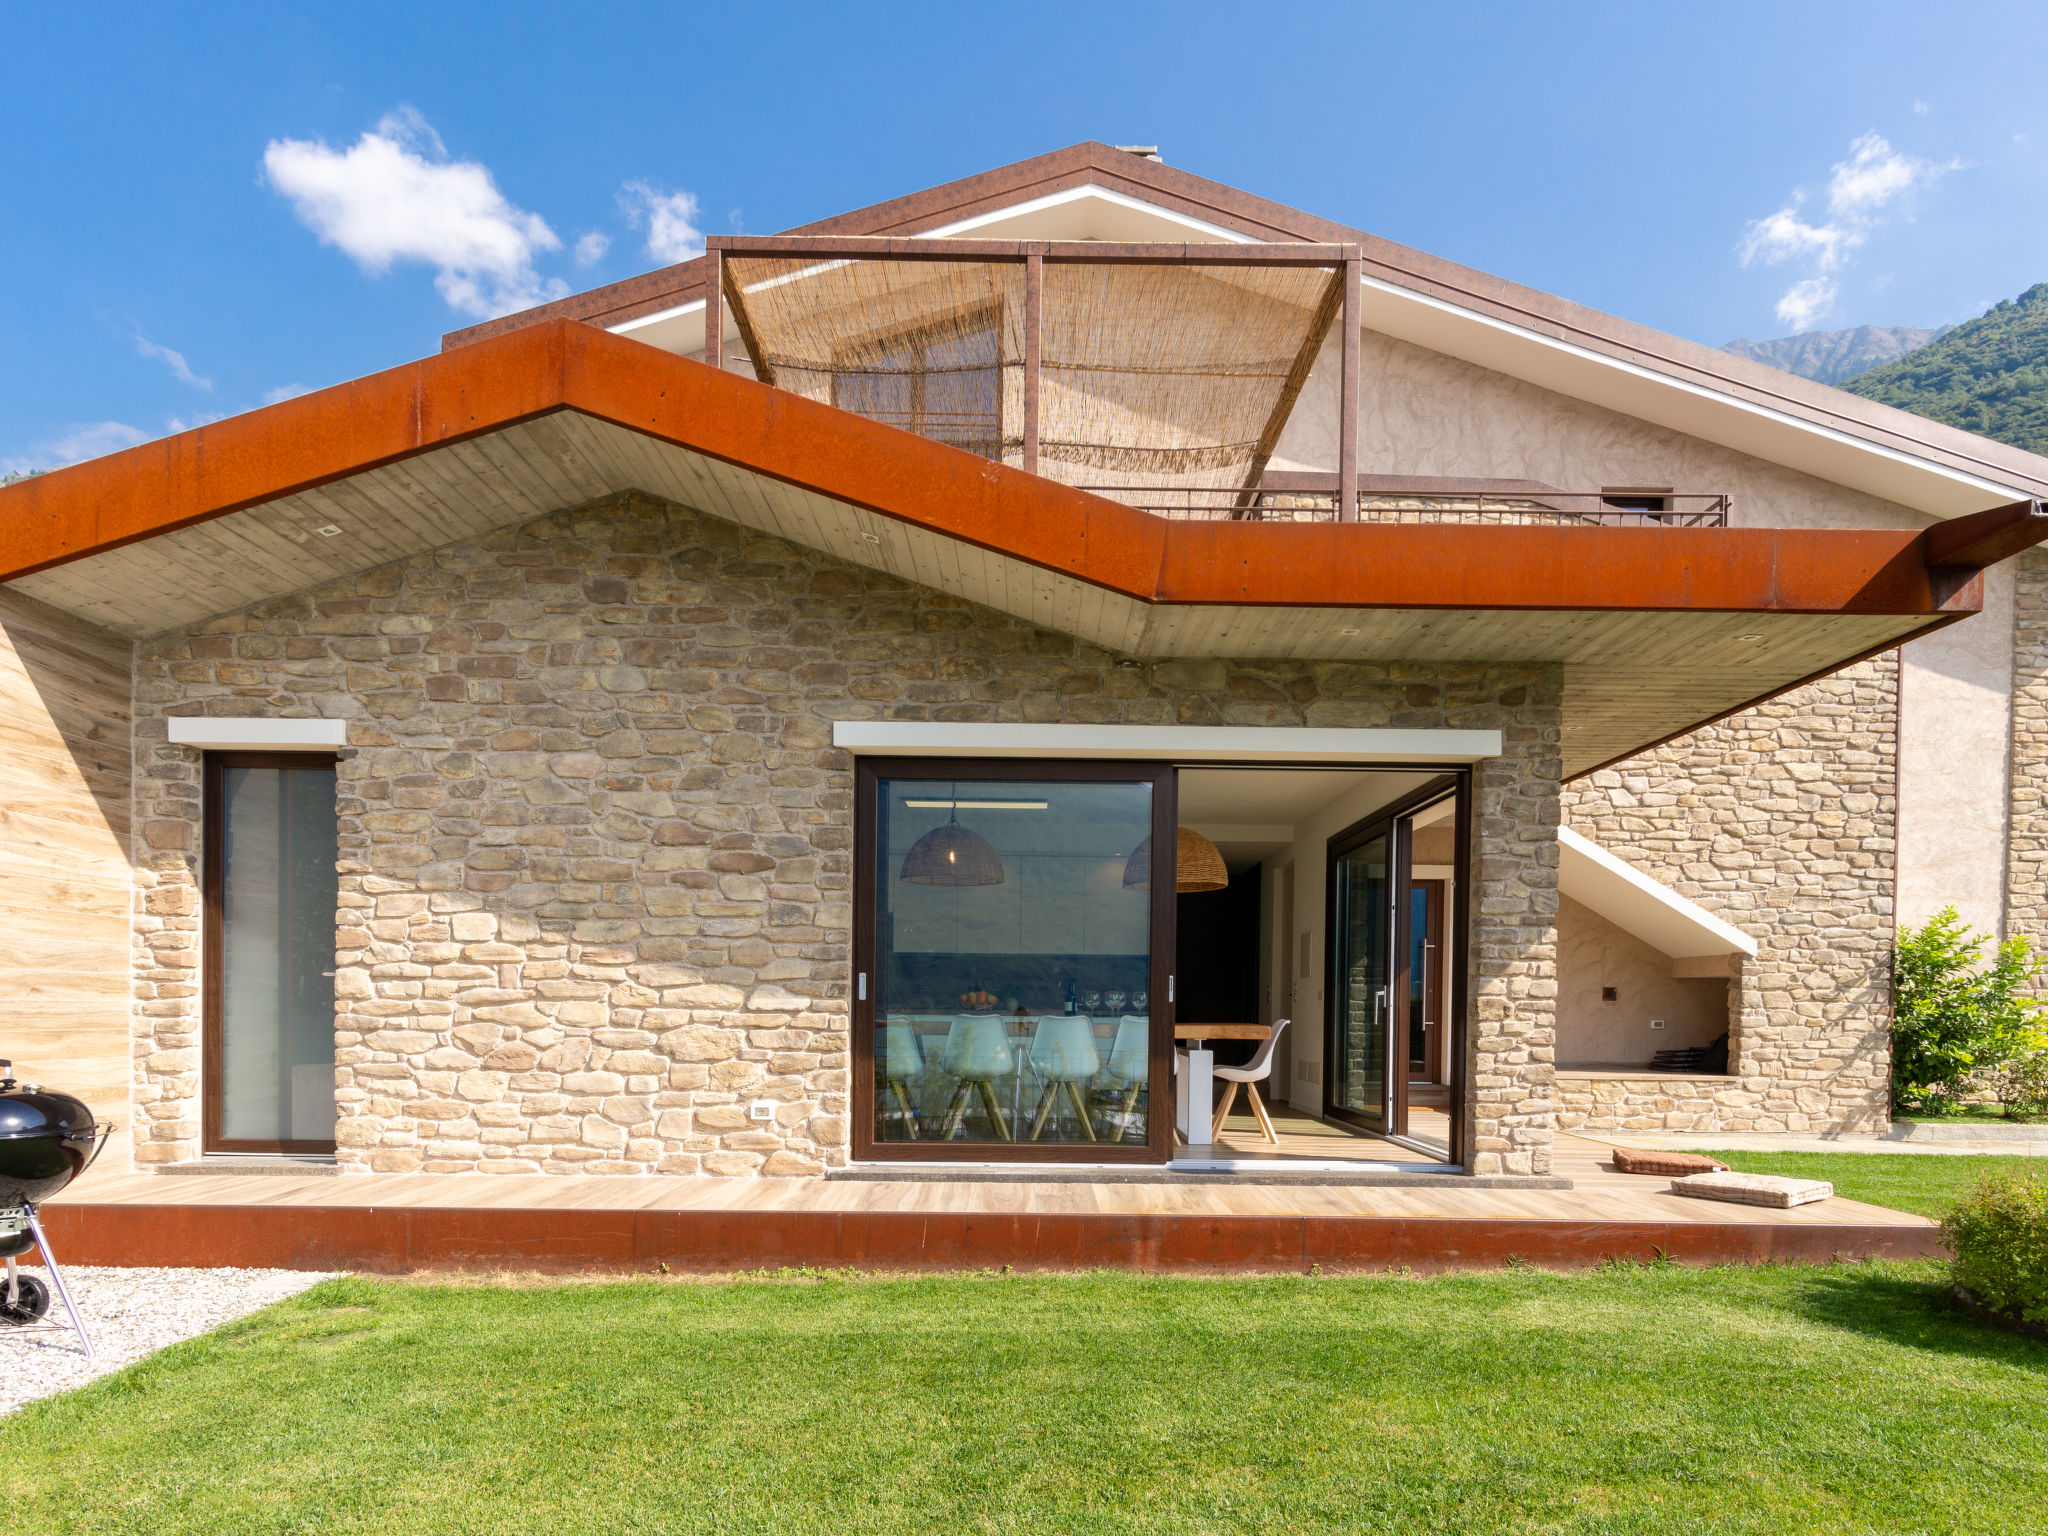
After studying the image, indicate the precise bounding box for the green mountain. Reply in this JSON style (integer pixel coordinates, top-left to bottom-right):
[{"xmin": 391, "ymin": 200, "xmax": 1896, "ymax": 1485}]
[{"xmin": 1840, "ymin": 283, "xmax": 2048, "ymax": 455}]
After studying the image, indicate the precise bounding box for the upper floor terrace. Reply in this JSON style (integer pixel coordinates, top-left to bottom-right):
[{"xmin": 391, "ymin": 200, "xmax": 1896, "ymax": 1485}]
[{"xmin": 689, "ymin": 235, "xmax": 1734, "ymax": 527}]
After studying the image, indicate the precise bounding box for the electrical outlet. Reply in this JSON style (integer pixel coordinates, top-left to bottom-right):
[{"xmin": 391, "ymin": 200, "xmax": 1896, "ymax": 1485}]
[
  {"xmin": 747, "ymin": 1100, "xmax": 776, "ymax": 1122},
  {"xmin": 1650, "ymin": 1019, "xmax": 1667, "ymax": 1030}
]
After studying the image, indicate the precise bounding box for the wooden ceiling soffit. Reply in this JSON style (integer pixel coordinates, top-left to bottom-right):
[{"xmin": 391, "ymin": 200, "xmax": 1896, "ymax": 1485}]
[{"xmin": 3, "ymin": 320, "xmax": 2038, "ymax": 632}]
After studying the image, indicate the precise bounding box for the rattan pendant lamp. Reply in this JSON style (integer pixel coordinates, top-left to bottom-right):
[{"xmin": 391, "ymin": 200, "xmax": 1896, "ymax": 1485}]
[
  {"xmin": 1122, "ymin": 827, "xmax": 1229, "ymax": 893},
  {"xmin": 898, "ymin": 787, "xmax": 1005, "ymax": 887}
]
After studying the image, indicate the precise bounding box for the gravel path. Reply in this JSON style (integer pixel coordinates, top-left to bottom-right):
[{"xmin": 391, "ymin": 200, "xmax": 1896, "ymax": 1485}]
[{"xmin": 1, "ymin": 1265, "xmax": 334, "ymax": 1417}]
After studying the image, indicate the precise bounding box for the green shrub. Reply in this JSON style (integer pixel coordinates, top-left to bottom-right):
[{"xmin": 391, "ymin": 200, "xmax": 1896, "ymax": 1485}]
[
  {"xmin": 1892, "ymin": 907, "xmax": 2048, "ymax": 1113},
  {"xmin": 1941, "ymin": 1170, "xmax": 2048, "ymax": 1326},
  {"xmin": 1987, "ymin": 1053, "xmax": 2048, "ymax": 1122}
]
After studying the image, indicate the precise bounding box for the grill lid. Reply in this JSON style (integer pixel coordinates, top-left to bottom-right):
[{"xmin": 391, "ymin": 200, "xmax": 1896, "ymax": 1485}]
[{"xmin": 0, "ymin": 1062, "xmax": 95, "ymax": 1143}]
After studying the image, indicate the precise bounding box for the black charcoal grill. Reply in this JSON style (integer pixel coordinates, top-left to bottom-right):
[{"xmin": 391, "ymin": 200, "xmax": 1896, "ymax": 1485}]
[{"xmin": 1, "ymin": 1060, "xmax": 108, "ymax": 1356}]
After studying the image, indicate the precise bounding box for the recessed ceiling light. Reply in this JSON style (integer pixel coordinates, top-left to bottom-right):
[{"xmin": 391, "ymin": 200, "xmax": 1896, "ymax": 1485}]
[
  {"xmin": 1339, "ymin": 627, "xmax": 1360, "ymax": 636},
  {"xmin": 1734, "ymin": 633, "xmax": 1763, "ymax": 642},
  {"xmin": 860, "ymin": 532, "xmax": 880, "ymax": 544},
  {"xmin": 316, "ymin": 525, "xmax": 343, "ymax": 538}
]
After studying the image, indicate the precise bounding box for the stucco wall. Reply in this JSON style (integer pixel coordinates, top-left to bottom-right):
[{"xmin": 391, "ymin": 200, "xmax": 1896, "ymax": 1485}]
[
  {"xmin": 129, "ymin": 491, "xmax": 1564, "ymax": 1176},
  {"xmin": 1898, "ymin": 563, "xmax": 2015, "ymax": 935},
  {"xmin": 0, "ymin": 588, "xmax": 133, "ymax": 1175},
  {"xmin": 1554, "ymin": 893, "xmax": 1728, "ymax": 1066}
]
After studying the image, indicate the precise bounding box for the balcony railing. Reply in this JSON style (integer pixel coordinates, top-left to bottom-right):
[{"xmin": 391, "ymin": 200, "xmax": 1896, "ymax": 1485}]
[{"xmin": 1070, "ymin": 485, "xmax": 1732, "ymax": 527}]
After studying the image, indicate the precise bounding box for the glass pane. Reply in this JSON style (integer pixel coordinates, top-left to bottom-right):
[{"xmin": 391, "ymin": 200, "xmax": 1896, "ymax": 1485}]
[
  {"xmin": 1333, "ymin": 834, "xmax": 1390, "ymax": 1123},
  {"xmin": 1409, "ymin": 886, "xmax": 1430, "ymax": 1070},
  {"xmin": 874, "ymin": 779, "xmax": 1152, "ymax": 1146},
  {"xmin": 220, "ymin": 764, "xmax": 339, "ymax": 1143}
]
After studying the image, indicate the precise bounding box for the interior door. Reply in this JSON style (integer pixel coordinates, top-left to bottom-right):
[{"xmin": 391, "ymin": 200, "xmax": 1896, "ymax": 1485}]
[
  {"xmin": 1328, "ymin": 822, "xmax": 1399, "ymax": 1133},
  {"xmin": 1409, "ymin": 880, "xmax": 1444, "ymax": 1084}
]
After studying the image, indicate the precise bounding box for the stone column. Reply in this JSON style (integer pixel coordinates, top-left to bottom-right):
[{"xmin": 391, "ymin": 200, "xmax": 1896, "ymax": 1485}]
[{"xmin": 1463, "ymin": 668, "xmax": 1562, "ymax": 1176}]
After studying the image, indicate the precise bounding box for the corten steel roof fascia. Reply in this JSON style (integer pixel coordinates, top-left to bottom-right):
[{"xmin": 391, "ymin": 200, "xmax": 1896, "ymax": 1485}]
[
  {"xmin": 438, "ymin": 142, "xmax": 2048, "ymax": 502},
  {"xmin": 0, "ymin": 319, "xmax": 2032, "ymax": 627}
]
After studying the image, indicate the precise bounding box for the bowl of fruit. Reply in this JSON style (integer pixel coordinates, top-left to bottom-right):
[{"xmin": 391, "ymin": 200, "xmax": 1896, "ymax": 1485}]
[{"xmin": 957, "ymin": 987, "xmax": 997, "ymax": 1012}]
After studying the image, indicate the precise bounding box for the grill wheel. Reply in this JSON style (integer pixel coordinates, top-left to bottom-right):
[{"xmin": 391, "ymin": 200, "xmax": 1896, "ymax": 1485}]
[{"xmin": 1, "ymin": 1272, "xmax": 51, "ymax": 1325}]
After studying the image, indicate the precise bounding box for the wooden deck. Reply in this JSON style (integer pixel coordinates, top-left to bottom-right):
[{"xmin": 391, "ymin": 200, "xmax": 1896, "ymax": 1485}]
[{"xmin": 37, "ymin": 1130, "xmax": 1937, "ymax": 1275}]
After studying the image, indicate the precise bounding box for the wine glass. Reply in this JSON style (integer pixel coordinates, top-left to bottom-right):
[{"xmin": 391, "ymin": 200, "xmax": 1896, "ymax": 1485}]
[
  {"xmin": 1105, "ymin": 990, "xmax": 1127, "ymax": 1014},
  {"xmin": 1083, "ymin": 990, "xmax": 1103, "ymax": 1014},
  {"xmin": 1132, "ymin": 990, "xmax": 1148, "ymax": 1013}
]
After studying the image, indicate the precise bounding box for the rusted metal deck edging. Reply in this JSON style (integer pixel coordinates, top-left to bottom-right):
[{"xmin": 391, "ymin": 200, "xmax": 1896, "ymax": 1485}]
[{"xmin": 32, "ymin": 1200, "xmax": 1945, "ymax": 1275}]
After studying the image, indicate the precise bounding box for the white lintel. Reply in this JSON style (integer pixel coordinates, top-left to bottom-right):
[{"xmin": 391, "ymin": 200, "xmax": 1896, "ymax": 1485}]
[
  {"xmin": 1558, "ymin": 825, "xmax": 1758, "ymax": 959},
  {"xmin": 831, "ymin": 722, "xmax": 1501, "ymax": 763},
  {"xmin": 167, "ymin": 718, "xmax": 349, "ymax": 751}
]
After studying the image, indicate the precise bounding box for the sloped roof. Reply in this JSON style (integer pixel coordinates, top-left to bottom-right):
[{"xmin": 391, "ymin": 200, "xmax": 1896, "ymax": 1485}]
[
  {"xmin": 444, "ymin": 143, "xmax": 2048, "ymax": 519},
  {"xmin": 0, "ymin": 319, "xmax": 2023, "ymax": 778}
]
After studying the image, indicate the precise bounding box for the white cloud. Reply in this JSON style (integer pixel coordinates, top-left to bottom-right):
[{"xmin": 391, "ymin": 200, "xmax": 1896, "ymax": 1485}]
[
  {"xmin": 1, "ymin": 421, "xmax": 149, "ymax": 477},
  {"xmin": 134, "ymin": 333, "xmax": 211, "ymax": 390},
  {"xmin": 1775, "ymin": 278, "xmax": 1840, "ymax": 332},
  {"xmin": 1737, "ymin": 132, "xmax": 1959, "ymax": 331},
  {"xmin": 574, "ymin": 231, "xmax": 611, "ymax": 266},
  {"xmin": 262, "ymin": 106, "xmax": 567, "ymax": 319},
  {"xmin": 263, "ymin": 383, "xmax": 313, "ymax": 405},
  {"xmin": 1914, "ymin": 99, "xmax": 1931, "ymax": 115},
  {"xmin": 619, "ymin": 181, "xmax": 705, "ymax": 264}
]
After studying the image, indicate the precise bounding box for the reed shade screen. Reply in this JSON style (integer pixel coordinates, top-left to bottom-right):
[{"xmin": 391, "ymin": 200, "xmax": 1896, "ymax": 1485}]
[
  {"xmin": 724, "ymin": 256, "xmax": 1332, "ymax": 487},
  {"xmin": 1122, "ymin": 826, "xmax": 1229, "ymax": 893}
]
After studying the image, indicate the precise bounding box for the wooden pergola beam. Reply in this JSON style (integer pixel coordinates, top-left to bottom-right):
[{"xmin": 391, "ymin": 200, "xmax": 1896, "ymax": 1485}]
[
  {"xmin": 1235, "ymin": 264, "xmax": 1350, "ymax": 515},
  {"xmin": 706, "ymin": 234, "xmax": 1353, "ymax": 267},
  {"xmin": 723, "ymin": 264, "xmax": 776, "ymax": 388}
]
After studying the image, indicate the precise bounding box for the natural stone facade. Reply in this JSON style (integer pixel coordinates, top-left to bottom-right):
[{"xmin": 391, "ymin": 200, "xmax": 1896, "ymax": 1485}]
[
  {"xmin": 2006, "ymin": 549, "xmax": 2048, "ymax": 952},
  {"xmin": 1554, "ymin": 1069, "xmax": 1746, "ymax": 1133},
  {"xmin": 130, "ymin": 491, "xmax": 1564, "ymax": 1176},
  {"xmin": 1560, "ymin": 660, "xmax": 1898, "ymax": 1133}
]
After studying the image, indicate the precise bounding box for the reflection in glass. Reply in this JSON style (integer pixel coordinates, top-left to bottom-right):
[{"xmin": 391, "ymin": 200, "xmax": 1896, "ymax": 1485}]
[
  {"xmin": 219, "ymin": 763, "xmax": 340, "ymax": 1145},
  {"xmin": 1332, "ymin": 832, "xmax": 1391, "ymax": 1126},
  {"xmin": 873, "ymin": 779, "xmax": 1152, "ymax": 1145}
]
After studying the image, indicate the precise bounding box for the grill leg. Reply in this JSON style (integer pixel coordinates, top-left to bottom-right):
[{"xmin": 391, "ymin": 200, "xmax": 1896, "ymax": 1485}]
[
  {"xmin": 23, "ymin": 1204, "xmax": 93, "ymax": 1361},
  {"xmin": 4, "ymin": 1254, "xmax": 16, "ymax": 1310}
]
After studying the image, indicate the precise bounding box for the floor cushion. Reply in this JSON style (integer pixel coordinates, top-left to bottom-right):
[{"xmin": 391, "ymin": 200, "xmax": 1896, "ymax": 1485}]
[
  {"xmin": 1611, "ymin": 1147, "xmax": 1728, "ymax": 1176},
  {"xmin": 1670, "ymin": 1171, "xmax": 1833, "ymax": 1208}
]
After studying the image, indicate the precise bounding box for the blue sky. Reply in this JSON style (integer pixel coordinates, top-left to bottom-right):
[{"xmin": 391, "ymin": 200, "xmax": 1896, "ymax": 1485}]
[{"xmin": 7, "ymin": 0, "xmax": 2047, "ymax": 475}]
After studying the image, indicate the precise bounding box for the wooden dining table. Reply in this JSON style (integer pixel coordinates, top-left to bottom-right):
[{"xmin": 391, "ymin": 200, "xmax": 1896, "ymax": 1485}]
[
  {"xmin": 1172, "ymin": 1024, "xmax": 1274, "ymax": 1143},
  {"xmin": 1173, "ymin": 1023, "xmax": 1272, "ymax": 1042}
]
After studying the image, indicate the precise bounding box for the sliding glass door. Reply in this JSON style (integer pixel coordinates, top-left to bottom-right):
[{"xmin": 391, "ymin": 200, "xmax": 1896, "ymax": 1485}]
[
  {"xmin": 203, "ymin": 753, "xmax": 340, "ymax": 1153},
  {"xmin": 853, "ymin": 760, "xmax": 1175, "ymax": 1162},
  {"xmin": 1329, "ymin": 823, "xmax": 1397, "ymax": 1132}
]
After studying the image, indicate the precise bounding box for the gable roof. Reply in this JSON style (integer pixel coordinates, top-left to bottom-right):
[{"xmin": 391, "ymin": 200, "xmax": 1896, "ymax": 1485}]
[
  {"xmin": 0, "ymin": 319, "xmax": 2024, "ymax": 778},
  {"xmin": 442, "ymin": 142, "xmax": 2048, "ymax": 519}
]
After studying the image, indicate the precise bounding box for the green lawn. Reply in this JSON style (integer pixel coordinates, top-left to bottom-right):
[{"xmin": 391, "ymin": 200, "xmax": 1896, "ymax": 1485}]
[
  {"xmin": 4, "ymin": 1265, "xmax": 2044, "ymax": 1535},
  {"xmin": 1685, "ymin": 1150, "xmax": 2047, "ymax": 1219}
]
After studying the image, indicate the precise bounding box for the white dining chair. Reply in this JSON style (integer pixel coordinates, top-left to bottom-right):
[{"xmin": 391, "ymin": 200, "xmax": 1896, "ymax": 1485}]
[{"xmin": 1211, "ymin": 1018, "xmax": 1290, "ymax": 1144}]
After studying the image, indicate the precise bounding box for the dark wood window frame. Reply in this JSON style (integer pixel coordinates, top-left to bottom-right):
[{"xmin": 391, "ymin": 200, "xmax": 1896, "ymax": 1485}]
[
  {"xmin": 852, "ymin": 756, "xmax": 1178, "ymax": 1165},
  {"xmin": 1322, "ymin": 772, "xmax": 1469, "ymax": 1163},
  {"xmin": 201, "ymin": 750, "xmax": 341, "ymax": 1156}
]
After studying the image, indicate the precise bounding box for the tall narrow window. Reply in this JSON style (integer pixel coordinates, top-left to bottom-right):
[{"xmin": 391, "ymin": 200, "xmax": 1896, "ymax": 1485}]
[{"xmin": 204, "ymin": 753, "xmax": 340, "ymax": 1153}]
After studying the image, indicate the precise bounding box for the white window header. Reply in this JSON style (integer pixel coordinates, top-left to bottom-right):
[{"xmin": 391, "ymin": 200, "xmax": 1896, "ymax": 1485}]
[
  {"xmin": 167, "ymin": 718, "xmax": 348, "ymax": 752},
  {"xmin": 831, "ymin": 722, "xmax": 1501, "ymax": 763}
]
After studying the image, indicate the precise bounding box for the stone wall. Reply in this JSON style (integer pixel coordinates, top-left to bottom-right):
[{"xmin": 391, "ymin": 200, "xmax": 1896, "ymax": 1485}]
[
  {"xmin": 1560, "ymin": 659, "xmax": 1898, "ymax": 1134},
  {"xmin": 1465, "ymin": 683, "xmax": 1564, "ymax": 1176},
  {"xmin": 131, "ymin": 490, "xmax": 1564, "ymax": 1176},
  {"xmin": 1554, "ymin": 1071, "xmax": 1747, "ymax": 1133},
  {"xmin": 2007, "ymin": 549, "xmax": 2048, "ymax": 951}
]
